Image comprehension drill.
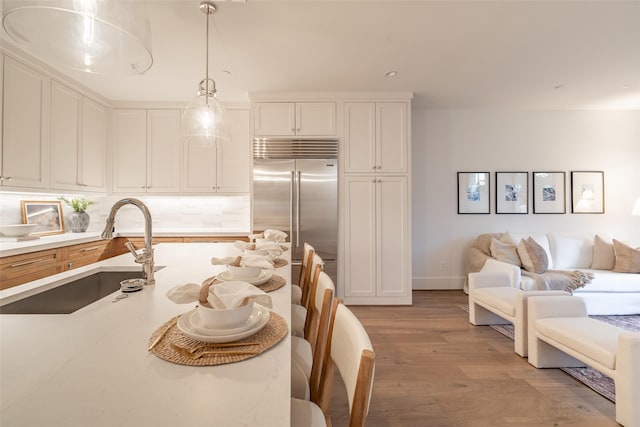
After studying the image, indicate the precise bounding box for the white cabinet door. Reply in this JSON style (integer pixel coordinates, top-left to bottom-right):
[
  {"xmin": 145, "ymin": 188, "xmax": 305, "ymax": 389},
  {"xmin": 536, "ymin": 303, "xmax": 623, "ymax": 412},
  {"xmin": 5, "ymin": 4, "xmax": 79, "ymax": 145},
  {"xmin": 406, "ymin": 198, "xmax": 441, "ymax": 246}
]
[
  {"xmin": 80, "ymin": 98, "xmax": 107, "ymax": 191},
  {"xmin": 295, "ymin": 102, "xmax": 336, "ymax": 136},
  {"xmin": 343, "ymin": 176, "xmax": 377, "ymax": 298},
  {"xmin": 146, "ymin": 109, "xmax": 181, "ymax": 193},
  {"xmin": 342, "ymin": 175, "xmax": 410, "ymax": 303},
  {"xmin": 253, "ymin": 102, "xmax": 295, "ymax": 136},
  {"xmin": 1, "ymin": 56, "xmax": 49, "ymax": 188},
  {"xmin": 343, "ymin": 102, "xmax": 408, "ymax": 174},
  {"xmin": 183, "ymin": 108, "xmax": 250, "ymax": 194},
  {"xmin": 51, "ymin": 83, "xmax": 107, "ymax": 192},
  {"xmin": 376, "ymin": 102, "xmax": 408, "ymax": 174},
  {"xmin": 253, "ymin": 102, "xmax": 336, "ymax": 136},
  {"xmin": 376, "ymin": 176, "xmax": 409, "ymax": 297},
  {"xmin": 182, "ymin": 141, "xmax": 217, "ymax": 193},
  {"xmin": 343, "ymin": 102, "xmax": 375, "ymax": 173},
  {"xmin": 50, "ymin": 81, "xmax": 81, "ymax": 190},
  {"xmin": 112, "ymin": 109, "xmax": 181, "ymax": 193},
  {"xmin": 112, "ymin": 109, "xmax": 147, "ymax": 192},
  {"xmin": 217, "ymin": 109, "xmax": 250, "ymax": 193}
]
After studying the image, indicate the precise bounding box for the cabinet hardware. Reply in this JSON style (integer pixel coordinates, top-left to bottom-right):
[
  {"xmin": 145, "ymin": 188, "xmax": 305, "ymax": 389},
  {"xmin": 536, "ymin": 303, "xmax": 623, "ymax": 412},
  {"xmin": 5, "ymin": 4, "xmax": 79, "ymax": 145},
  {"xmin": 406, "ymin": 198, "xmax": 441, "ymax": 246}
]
[
  {"xmin": 80, "ymin": 246, "xmax": 102, "ymax": 252},
  {"xmin": 9, "ymin": 258, "xmax": 46, "ymax": 267}
]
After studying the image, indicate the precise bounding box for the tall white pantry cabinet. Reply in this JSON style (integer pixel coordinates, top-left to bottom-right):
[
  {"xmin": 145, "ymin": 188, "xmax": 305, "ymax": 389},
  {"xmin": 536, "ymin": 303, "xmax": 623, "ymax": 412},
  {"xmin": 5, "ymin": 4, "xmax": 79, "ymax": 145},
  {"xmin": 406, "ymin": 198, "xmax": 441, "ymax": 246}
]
[{"xmin": 341, "ymin": 100, "xmax": 411, "ymax": 305}]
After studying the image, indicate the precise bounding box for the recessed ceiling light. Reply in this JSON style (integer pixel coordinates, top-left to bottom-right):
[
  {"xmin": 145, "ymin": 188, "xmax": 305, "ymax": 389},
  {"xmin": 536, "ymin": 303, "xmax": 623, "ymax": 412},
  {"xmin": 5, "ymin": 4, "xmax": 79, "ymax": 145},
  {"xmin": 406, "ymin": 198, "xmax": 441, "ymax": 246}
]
[
  {"xmin": 385, "ymin": 71, "xmax": 398, "ymax": 77},
  {"xmin": 553, "ymin": 84, "xmax": 565, "ymax": 90}
]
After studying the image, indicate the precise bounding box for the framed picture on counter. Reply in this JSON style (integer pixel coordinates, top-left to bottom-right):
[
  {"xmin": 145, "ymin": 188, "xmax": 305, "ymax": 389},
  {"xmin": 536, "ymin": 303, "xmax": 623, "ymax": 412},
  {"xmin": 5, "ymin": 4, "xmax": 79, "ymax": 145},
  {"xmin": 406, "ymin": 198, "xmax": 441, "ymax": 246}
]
[
  {"xmin": 496, "ymin": 172, "xmax": 528, "ymax": 214},
  {"xmin": 457, "ymin": 172, "xmax": 490, "ymax": 214},
  {"xmin": 20, "ymin": 200, "xmax": 65, "ymax": 235},
  {"xmin": 533, "ymin": 172, "xmax": 566, "ymax": 214},
  {"xmin": 571, "ymin": 171, "xmax": 605, "ymax": 214}
]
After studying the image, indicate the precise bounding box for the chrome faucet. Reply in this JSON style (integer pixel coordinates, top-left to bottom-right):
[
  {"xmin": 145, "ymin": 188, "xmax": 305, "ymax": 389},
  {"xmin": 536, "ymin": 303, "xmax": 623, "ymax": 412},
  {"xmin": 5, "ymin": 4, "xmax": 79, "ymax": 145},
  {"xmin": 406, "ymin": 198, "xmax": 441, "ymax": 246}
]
[{"xmin": 101, "ymin": 198, "xmax": 155, "ymax": 285}]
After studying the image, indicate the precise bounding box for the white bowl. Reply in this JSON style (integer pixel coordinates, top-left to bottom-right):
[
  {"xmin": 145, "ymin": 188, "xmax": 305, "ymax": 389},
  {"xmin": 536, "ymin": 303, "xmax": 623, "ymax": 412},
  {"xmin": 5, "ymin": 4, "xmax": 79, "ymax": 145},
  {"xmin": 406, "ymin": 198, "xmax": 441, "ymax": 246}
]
[
  {"xmin": 0, "ymin": 224, "xmax": 39, "ymax": 237},
  {"xmin": 197, "ymin": 301, "xmax": 254, "ymax": 329},
  {"xmin": 226, "ymin": 265, "xmax": 261, "ymax": 280}
]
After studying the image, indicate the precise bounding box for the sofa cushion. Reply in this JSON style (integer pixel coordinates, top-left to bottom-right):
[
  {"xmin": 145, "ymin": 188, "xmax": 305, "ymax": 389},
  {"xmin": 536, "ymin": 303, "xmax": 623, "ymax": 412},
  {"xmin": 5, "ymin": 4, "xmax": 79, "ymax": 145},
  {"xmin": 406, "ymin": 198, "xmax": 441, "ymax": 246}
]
[
  {"xmin": 535, "ymin": 317, "xmax": 620, "ymax": 369},
  {"xmin": 510, "ymin": 233, "xmax": 553, "ymax": 269},
  {"xmin": 473, "ymin": 287, "xmax": 518, "ymax": 317},
  {"xmin": 547, "ymin": 233, "xmax": 593, "ymax": 269},
  {"xmin": 490, "ymin": 237, "xmax": 521, "ymax": 266},
  {"xmin": 517, "ymin": 237, "xmax": 549, "ymax": 274},
  {"xmin": 612, "ymin": 239, "xmax": 640, "ymax": 273},
  {"xmin": 591, "ymin": 235, "xmax": 615, "ymax": 270}
]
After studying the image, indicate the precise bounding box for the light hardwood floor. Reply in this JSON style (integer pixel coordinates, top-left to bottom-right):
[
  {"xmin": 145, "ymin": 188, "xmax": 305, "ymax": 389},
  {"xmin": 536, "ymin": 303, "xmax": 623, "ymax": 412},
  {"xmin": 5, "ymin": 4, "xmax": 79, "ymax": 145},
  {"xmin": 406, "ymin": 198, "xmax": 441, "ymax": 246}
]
[{"xmin": 328, "ymin": 290, "xmax": 617, "ymax": 427}]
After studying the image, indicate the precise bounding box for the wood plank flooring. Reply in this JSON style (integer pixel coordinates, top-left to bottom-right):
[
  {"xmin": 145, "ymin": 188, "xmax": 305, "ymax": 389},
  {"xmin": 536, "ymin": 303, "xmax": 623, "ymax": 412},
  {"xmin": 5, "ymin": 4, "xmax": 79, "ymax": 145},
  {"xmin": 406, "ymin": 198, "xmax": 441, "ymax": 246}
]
[{"xmin": 328, "ymin": 290, "xmax": 617, "ymax": 427}]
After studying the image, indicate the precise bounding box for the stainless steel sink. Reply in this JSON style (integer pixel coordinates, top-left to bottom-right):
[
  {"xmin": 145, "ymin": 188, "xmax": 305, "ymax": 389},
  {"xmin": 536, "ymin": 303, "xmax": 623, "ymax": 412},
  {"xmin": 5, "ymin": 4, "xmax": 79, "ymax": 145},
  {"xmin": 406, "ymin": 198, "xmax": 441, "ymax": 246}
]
[{"xmin": 1, "ymin": 271, "xmax": 146, "ymax": 314}]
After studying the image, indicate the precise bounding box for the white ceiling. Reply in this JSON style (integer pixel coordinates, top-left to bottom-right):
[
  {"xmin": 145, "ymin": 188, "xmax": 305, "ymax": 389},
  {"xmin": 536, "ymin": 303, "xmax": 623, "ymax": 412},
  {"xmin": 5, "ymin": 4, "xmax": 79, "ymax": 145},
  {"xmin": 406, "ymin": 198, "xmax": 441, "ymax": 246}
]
[{"xmin": 3, "ymin": 0, "xmax": 640, "ymax": 109}]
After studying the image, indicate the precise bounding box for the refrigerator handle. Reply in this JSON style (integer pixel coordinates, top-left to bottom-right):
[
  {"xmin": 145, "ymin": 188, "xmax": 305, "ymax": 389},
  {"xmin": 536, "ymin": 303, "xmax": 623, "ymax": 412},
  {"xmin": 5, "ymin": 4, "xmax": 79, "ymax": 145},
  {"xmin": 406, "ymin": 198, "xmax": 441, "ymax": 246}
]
[
  {"xmin": 296, "ymin": 170, "xmax": 301, "ymax": 248},
  {"xmin": 290, "ymin": 170, "xmax": 295, "ymax": 246}
]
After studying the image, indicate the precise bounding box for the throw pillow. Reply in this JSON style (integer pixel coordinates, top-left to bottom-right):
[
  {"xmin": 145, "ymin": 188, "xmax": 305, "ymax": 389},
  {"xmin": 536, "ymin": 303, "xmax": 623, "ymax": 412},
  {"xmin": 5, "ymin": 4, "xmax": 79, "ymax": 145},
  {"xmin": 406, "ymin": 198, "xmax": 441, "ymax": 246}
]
[
  {"xmin": 490, "ymin": 238, "xmax": 521, "ymax": 266},
  {"xmin": 591, "ymin": 235, "xmax": 615, "ymax": 270},
  {"xmin": 517, "ymin": 237, "xmax": 549, "ymax": 274},
  {"xmin": 612, "ymin": 239, "xmax": 640, "ymax": 273}
]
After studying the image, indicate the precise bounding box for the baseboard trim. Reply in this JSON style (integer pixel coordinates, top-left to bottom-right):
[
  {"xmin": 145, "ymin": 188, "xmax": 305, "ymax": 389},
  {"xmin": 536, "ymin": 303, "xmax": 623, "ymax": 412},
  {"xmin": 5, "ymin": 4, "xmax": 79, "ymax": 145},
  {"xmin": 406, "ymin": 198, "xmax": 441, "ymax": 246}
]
[{"xmin": 412, "ymin": 276, "xmax": 465, "ymax": 290}]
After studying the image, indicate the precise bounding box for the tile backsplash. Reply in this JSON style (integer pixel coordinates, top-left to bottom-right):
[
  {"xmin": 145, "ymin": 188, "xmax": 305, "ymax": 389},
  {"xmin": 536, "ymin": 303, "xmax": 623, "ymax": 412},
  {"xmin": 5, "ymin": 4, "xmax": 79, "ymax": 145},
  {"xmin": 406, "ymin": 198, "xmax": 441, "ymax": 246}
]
[{"xmin": 0, "ymin": 193, "xmax": 250, "ymax": 233}]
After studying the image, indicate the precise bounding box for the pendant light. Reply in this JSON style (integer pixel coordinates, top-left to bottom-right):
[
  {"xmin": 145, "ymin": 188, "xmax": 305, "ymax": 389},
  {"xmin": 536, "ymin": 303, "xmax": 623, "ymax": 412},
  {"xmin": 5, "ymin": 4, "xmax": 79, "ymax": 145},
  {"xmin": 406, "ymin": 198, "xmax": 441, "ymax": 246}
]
[
  {"xmin": 181, "ymin": 0, "xmax": 229, "ymax": 146},
  {"xmin": 2, "ymin": 0, "xmax": 153, "ymax": 75}
]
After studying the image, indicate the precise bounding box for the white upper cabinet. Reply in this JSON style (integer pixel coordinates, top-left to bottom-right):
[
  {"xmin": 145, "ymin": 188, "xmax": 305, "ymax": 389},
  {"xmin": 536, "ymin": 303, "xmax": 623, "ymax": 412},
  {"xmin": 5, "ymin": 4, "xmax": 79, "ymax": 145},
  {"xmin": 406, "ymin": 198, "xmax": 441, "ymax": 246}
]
[
  {"xmin": 217, "ymin": 109, "xmax": 251, "ymax": 192},
  {"xmin": 183, "ymin": 108, "xmax": 250, "ymax": 193},
  {"xmin": 1, "ymin": 56, "xmax": 50, "ymax": 189},
  {"xmin": 253, "ymin": 102, "xmax": 336, "ymax": 136},
  {"xmin": 50, "ymin": 81, "xmax": 107, "ymax": 192},
  {"xmin": 343, "ymin": 102, "xmax": 408, "ymax": 174},
  {"xmin": 81, "ymin": 98, "xmax": 107, "ymax": 191},
  {"xmin": 146, "ymin": 109, "xmax": 182, "ymax": 193},
  {"xmin": 112, "ymin": 109, "xmax": 181, "ymax": 193}
]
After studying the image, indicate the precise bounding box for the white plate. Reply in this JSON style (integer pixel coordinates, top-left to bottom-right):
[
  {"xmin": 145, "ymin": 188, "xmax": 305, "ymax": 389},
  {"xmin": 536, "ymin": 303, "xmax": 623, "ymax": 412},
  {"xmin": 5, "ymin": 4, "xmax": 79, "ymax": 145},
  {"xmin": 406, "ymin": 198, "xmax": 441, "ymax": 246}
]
[
  {"xmin": 177, "ymin": 305, "xmax": 270, "ymax": 343},
  {"xmin": 216, "ymin": 270, "xmax": 272, "ymax": 286}
]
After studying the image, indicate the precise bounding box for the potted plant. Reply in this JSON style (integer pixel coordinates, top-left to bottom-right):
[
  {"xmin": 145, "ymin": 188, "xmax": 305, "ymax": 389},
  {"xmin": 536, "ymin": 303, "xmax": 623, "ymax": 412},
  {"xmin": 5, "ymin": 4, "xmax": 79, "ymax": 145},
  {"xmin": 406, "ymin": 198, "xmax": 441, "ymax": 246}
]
[{"xmin": 60, "ymin": 197, "xmax": 94, "ymax": 233}]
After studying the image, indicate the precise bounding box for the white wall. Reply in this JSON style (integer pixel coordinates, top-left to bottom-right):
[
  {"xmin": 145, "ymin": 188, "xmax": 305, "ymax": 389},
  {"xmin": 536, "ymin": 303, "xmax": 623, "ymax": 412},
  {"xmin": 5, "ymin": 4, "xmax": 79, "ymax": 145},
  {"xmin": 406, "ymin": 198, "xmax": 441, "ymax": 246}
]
[{"xmin": 412, "ymin": 109, "xmax": 640, "ymax": 290}]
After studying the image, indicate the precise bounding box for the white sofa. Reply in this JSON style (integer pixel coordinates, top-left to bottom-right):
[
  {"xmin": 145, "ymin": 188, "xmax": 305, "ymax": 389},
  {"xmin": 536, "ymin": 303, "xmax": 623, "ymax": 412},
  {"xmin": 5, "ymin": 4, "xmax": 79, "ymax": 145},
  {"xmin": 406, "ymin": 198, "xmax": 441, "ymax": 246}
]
[
  {"xmin": 475, "ymin": 232, "xmax": 640, "ymax": 315},
  {"xmin": 528, "ymin": 295, "xmax": 640, "ymax": 426}
]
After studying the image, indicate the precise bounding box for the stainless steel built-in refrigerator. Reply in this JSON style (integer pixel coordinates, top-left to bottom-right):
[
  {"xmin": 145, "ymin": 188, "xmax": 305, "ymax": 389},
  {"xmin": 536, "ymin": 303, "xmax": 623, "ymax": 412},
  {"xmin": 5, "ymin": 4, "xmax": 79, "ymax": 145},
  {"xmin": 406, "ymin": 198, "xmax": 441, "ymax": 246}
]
[{"xmin": 252, "ymin": 138, "xmax": 338, "ymax": 282}]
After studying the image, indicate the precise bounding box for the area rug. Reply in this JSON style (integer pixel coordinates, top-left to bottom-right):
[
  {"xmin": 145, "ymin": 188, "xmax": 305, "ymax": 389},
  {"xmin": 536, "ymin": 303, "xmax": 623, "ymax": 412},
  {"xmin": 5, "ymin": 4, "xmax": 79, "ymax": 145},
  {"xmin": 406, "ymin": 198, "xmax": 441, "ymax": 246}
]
[{"xmin": 489, "ymin": 314, "xmax": 640, "ymax": 402}]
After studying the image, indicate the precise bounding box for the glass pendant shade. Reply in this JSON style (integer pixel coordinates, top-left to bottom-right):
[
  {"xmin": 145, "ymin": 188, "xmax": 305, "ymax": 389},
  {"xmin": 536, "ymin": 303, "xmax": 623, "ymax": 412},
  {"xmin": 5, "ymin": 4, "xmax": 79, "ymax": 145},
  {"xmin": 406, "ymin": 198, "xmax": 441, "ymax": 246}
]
[
  {"xmin": 2, "ymin": 0, "xmax": 153, "ymax": 75},
  {"xmin": 182, "ymin": 90, "xmax": 230, "ymax": 146}
]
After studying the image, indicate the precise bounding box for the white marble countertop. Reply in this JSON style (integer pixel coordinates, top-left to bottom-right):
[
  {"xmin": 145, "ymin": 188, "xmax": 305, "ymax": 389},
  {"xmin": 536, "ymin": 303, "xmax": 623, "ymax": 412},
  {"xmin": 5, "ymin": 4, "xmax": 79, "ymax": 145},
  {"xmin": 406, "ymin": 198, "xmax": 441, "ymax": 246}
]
[
  {"xmin": 0, "ymin": 229, "xmax": 251, "ymax": 258},
  {"xmin": 0, "ymin": 243, "xmax": 291, "ymax": 427}
]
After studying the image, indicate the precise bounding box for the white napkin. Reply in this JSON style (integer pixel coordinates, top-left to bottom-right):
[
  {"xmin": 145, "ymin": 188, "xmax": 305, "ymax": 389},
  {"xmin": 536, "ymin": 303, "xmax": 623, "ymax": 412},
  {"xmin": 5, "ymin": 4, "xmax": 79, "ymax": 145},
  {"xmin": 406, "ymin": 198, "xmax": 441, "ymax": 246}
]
[
  {"xmin": 255, "ymin": 241, "xmax": 284, "ymax": 252},
  {"xmin": 240, "ymin": 255, "xmax": 274, "ymax": 269},
  {"xmin": 212, "ymin": 256, "xmax": 240, "ymax": 266},
  {"xmin": 263, "ymin": 229, "xmax": 288, "ymax": 243},
  {"xmin": 234, "ymin": 240, "xmax": 255, "ymax": 251},
  {"xmin": 166, "ymin": 281, "xmax": 272, "ymax": 309}
]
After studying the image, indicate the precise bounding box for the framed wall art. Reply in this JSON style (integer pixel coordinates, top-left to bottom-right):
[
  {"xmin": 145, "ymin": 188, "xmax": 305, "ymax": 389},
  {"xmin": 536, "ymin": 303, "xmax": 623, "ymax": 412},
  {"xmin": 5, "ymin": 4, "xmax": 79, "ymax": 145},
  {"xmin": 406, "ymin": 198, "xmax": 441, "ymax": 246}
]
[
  {"xmin": 533, "ymin": 172, "xmax": 566, "ymax": 214},
  {"xmin": 495, "ymin": 172, "xmax": 528, "ymax": 214},
  {"xmin": 571, "ymin": 171, "xmax": 604, "ymax": 214},
  {"xmin": 20, "ymin": 200, "xmax": 65, "ymax": 235},
  {"xmin": 457, "ymin": 172, "xmax": 490, "ymax": 214}
]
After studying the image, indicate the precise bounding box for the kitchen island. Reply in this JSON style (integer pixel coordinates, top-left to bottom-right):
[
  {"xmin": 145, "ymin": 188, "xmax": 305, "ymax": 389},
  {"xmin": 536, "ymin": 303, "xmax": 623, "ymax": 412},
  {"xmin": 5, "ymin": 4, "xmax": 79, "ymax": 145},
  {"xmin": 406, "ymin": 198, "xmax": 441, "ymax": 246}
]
[{"xmin": 0, "ymin": 243, "xmax": 291, "ymax": 427}]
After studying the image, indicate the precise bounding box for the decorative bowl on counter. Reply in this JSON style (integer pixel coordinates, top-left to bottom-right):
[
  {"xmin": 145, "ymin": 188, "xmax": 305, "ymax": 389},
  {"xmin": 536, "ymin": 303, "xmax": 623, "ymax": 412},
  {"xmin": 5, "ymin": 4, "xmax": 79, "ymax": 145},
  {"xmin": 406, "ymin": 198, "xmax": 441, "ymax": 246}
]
[{"xmin": 0, "ymin": 224, "xmax": 39, "ymax": 237}]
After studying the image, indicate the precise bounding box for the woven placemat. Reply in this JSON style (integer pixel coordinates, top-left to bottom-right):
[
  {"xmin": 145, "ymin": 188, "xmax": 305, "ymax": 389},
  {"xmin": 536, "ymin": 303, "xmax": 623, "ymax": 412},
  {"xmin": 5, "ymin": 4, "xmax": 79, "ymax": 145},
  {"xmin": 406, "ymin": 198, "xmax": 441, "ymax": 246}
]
[
  {"xmin": 148, "ymin": 312, "xmax": 288, "ymax": 366},
  {"xmin": 273, "ymin": 258, "xmax": 288, "ymax": 268},
  {"xmin": 257, "ymin": 274, "xmax": 286, "ymax": 292}
]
